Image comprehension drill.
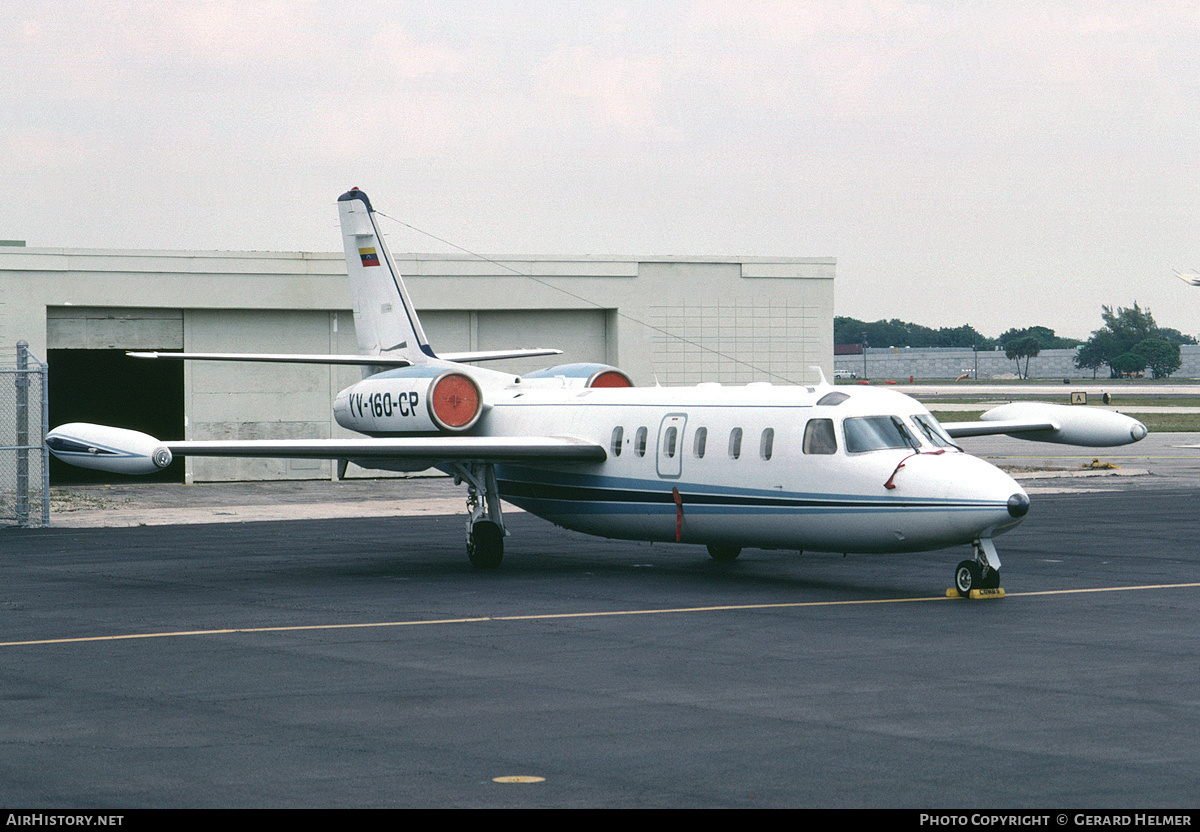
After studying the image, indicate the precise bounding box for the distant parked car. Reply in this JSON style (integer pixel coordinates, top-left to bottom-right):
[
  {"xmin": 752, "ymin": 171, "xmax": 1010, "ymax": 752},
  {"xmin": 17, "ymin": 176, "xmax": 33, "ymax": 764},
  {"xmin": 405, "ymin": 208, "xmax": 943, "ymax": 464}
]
[{"xmin": 834, "ymin": 370, "xmax": 859, "ymax": 380}]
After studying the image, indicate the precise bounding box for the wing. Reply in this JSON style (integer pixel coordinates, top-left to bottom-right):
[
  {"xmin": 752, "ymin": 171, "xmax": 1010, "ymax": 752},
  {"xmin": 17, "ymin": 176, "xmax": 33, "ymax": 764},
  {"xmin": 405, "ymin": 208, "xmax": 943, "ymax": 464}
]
[
  {"xmin": 941, "ymin": 419, "xmax": 1058, "ymax": 439},
  {"xmin": 46, "ymin": 423, "xmax": 605, "ymax": 476},
  {"xmin": 941, "ymin": 403, "xmax": 1147, "ymax": 447}
]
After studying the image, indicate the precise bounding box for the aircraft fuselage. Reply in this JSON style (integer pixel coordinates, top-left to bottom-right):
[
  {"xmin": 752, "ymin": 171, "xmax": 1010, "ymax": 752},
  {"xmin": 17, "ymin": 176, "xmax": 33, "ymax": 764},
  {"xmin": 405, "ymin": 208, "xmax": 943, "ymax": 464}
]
[{"xmin": 337, "ymin": 371, "xmax": 1028, "ymax": 555}]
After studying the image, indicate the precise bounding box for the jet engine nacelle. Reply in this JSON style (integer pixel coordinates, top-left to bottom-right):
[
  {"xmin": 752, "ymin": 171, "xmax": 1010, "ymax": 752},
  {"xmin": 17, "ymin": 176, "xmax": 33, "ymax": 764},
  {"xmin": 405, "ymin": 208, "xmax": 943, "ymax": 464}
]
[
  {"xmin": 982, "ymin": 402, "xmax": 1148, "ymax": 446},
  {"xmin": 45, "ymin": 423, "xmax": 174, "ymax": 474},
  {"xmin": 519, "ymin": 363, "xmax": 634, "ymax": 389},
  {"xmin": 335, "ymin": 368, "xmax": 485, "ymax": 434}
]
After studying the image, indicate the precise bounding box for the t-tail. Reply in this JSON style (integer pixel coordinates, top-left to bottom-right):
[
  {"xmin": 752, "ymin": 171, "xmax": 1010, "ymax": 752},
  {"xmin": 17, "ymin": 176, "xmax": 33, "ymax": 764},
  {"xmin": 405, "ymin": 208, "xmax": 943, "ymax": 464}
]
[{"xmin": 337, "ymin": 188, "xmax": 435, "ymax": 364}]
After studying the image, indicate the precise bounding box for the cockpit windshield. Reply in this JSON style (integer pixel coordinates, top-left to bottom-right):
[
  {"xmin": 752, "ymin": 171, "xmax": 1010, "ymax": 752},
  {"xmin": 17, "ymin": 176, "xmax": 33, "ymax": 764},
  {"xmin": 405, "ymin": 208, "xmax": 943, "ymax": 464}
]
[
  {"xmin": 912, "ymin": 413, "xmax": 960, "ymax": 449},
  {"xmin": 843, "ymin": 416, "xmax": 919, "ymax": 453}
]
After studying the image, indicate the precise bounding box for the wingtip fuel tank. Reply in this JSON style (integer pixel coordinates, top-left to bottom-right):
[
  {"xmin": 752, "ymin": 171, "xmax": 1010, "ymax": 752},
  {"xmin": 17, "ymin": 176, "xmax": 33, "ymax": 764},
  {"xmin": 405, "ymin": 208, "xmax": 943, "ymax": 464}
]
[
  {"xmin": 45, "ymin": 423, "xmax": 173, "ymax": 475},
  {"xmin": 981, "ymin": 403, "xmax": 1147, "ymax": 446}
]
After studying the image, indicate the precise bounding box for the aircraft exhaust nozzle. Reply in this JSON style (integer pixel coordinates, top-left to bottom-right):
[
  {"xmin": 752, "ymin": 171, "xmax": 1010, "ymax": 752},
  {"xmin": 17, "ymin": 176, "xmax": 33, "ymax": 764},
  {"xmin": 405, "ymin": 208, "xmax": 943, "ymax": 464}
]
[{"xmin": 46, "ymin": 423, "xmax": 173, "ymax": 475}]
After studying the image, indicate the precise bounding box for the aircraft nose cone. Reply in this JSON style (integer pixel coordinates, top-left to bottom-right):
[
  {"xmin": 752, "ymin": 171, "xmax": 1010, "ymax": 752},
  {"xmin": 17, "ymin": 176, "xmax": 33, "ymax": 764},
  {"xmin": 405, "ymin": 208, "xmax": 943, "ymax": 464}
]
[
  {"xmin": 1131, "ymin": 421, "xmax": 1147, "ymax": 442},
  {"xmin": 1008, "ymin": 492, "xmax": 1030, "ymax": 518}
]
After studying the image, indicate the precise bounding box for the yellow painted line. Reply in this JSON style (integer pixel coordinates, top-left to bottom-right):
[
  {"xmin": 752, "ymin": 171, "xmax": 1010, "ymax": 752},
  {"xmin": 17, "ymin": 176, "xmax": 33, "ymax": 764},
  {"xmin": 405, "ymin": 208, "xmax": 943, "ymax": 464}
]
[
  {"xmin": 0, "ymin": 616, "xmax": 493, "ymax": 647},
  {"xmin": 496, "ymin": 595, "xmax": 949, "ymax": 620},
  {"xmin": 3, "ymin": 581, "xmax": 1199, "ymax": 649}
]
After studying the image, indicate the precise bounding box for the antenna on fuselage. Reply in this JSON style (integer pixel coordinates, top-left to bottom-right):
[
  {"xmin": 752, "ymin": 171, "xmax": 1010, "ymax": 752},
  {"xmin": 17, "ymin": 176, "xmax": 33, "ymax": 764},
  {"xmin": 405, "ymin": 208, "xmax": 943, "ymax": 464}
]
[{"xmin": 811, "ymin": 366, "xmax": 831, "ymax": 387}]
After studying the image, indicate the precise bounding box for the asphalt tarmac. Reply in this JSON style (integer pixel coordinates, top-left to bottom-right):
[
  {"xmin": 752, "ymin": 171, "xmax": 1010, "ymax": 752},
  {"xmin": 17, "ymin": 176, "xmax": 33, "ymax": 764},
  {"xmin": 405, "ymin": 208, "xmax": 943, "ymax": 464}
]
[{"xmin": 2, "ymin": 453, "xmax": 1199, "ymax": 808}]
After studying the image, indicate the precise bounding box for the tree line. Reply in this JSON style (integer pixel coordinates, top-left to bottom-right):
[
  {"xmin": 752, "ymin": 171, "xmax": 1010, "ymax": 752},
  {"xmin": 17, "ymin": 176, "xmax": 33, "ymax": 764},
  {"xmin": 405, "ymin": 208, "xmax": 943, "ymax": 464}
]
[
  {"xmin": 836, "ymin": 304, "xmax": 1195, "ymax": 379},
  {"xmin": 835, "ymin": 318, "xmax": 1083, "ymax": 351},
  {"xmin": 1073, "ymin": 304, "xmax": 1193, "ymax": 379}
]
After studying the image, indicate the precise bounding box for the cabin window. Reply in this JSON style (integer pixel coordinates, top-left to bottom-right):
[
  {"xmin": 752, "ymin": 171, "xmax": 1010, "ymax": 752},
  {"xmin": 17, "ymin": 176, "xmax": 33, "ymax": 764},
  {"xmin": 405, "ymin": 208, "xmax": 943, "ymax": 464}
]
[
  {"xmin": 635, "ymin": 426, "xmax": 648, "ymax": 457},
  {"xmin": 728, "ymin": 427, "xmax": 743, "ymax": 459},
  {"xmin": 803, "ymin": 419, "xmax": 838, "ymax": 454},
  {"xmin": 693, "ymin": 427, "xmax": 707, "ymax": 458},
  {"xmin": 759, "ymin": 428, "xmax": 774, "ymax": 460},
  {"xmin": 611, "ymin": 426, "xmax": 624, "ymax": 457},
  {"xmin": 664, "ymin": 426, "xmax": 678, "ymax": 458},
  {"xmin": 843, "ymin": 416, "xmax": 913, "ymax": 454},
  {"xmin": 817, "ymin": 391, "xmax": 849, "ymax": 407},
  {"xmin": 913, "ymin": 414, "xmax": 958, "ymax": 449}
]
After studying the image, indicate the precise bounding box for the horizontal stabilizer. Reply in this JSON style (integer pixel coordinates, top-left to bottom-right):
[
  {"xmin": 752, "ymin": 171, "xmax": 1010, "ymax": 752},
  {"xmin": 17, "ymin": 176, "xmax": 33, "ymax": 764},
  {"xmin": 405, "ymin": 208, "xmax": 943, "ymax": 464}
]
[
  {"xmin": 128, "ymin": 349, "xmax": 562, "ymax": 366},
  {"xmin": 128, "ymin": 351, "xmax": 412, "ymax": 367},
  {"xmin": 439, "ymin": 348, "xmax": 562, "ymax": 363}
]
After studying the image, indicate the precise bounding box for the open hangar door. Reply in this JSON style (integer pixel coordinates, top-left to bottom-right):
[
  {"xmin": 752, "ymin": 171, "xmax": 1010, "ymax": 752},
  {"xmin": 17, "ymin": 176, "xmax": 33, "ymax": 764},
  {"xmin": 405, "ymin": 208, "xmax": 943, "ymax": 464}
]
[{"xmin": 47, "ymin": 308, "xmax": 184, "ymax": 484}]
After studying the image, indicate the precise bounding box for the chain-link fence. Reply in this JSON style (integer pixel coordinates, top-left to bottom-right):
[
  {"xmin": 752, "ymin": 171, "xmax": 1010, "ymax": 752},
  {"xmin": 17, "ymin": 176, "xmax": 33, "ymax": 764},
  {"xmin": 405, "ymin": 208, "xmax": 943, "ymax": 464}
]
[{"xmin": 1, "ymin": 342, "xmax": 49, "ymax": 528}]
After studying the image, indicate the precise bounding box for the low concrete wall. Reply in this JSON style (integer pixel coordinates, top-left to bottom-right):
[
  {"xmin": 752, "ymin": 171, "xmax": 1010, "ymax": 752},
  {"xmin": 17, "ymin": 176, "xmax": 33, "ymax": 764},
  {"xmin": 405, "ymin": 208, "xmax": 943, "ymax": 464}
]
[{"xmin": 835, "ymin": 344, "xmax": 1200, "ymax": 380}]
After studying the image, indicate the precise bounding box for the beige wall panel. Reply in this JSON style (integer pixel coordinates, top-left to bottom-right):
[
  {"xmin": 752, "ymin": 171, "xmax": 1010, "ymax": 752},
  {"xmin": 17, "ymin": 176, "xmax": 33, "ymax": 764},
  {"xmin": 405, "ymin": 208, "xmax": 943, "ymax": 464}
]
[
  {"xmin": 418, "ymin": 311, "xmax": 472, "ymax": 354},
  {"xmin": 637, "ymin": 262, "xmax": 832, "ymax": 386},
  {"xmin": 184, "ymin": 309, "xmax": 336, "ymax": 481},
  {"xmin": 328, "ymin": 310, "xmax": 366, "ymax": 394},
  {"xmin": 476, "ymin": 309, "xmax": 608, "ymax": 376},
  {"xmin": 46, "ymin": 307, "xmax": 183, "ymax": 350}
]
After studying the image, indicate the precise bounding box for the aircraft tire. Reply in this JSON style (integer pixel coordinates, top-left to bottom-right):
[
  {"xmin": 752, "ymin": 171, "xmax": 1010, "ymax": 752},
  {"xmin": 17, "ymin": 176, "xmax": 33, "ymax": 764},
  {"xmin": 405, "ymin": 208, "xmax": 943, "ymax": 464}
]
[
  {"xmin": 468, "ymin": 520, "xmax": 504, "ymax": 569},
  {"xmin": 954, "ymin": 560, "xmax": 981, "ymax": 596},
  {"xmin": 707, "ymin": 544, "xmax": 742, "ymax": 562},
  {"xmin": 981, "ymin": 568, "xmax": 1001, "ymax": 590}
]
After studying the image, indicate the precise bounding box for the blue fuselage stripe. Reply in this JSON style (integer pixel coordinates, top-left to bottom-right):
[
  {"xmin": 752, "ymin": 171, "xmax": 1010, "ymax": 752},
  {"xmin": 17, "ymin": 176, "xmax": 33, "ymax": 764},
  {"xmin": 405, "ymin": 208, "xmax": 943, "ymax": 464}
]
[{"xmin": 496, "ymin": 474, "xmax": 1002, "ymax": 516}]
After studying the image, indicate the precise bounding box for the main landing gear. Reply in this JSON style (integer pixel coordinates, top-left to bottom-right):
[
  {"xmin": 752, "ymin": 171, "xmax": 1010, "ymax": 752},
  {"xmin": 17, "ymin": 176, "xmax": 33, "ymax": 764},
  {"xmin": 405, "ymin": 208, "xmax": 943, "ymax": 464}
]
[
  {"xmin": 706, "ymin": 544, "xmax": 742, "ymax": 562},
  {"xmin": 953, "ymin": 537, "xmax": 1002, "ymax": 597},
  {"xmin": 452, "ymin": 462, "xmax": 506, "ymax": 570}
]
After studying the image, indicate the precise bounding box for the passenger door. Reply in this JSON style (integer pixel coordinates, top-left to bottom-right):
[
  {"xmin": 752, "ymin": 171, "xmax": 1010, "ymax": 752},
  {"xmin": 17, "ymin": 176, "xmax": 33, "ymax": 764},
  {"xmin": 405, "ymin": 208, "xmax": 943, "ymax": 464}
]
[{"xmin": 656, "ymin": 413, "xmax": 687, "ymax": 479}]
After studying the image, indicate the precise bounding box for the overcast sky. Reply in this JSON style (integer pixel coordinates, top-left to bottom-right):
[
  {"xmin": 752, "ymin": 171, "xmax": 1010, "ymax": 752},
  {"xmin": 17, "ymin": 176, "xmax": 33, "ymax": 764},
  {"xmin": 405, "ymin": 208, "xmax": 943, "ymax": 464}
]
[{"xmin": 4, "ymin": 1, "xmax": 1198, "ymax": 340}]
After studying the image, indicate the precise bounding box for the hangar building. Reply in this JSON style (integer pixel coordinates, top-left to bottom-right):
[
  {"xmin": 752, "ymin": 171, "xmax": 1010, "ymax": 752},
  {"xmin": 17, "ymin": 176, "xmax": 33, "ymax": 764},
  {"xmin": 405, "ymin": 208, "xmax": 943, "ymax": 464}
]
[{"xmin": 1, "ymin": 246, "xmax": 835, "ymax": 483}]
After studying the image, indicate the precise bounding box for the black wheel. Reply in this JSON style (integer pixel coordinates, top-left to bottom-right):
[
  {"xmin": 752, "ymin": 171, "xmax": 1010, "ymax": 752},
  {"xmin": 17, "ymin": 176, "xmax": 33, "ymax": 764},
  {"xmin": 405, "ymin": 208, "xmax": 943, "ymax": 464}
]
[
  {"xmin": 707, "ymin": 544, "xmax": 742, "ymax": 562},
  {"xmin": 468, "ymin": 520, "xmax": 504, "ymax": 569},
  {"xmin": 981, "ymin": 568, "xmax": 1001, "ymax": 590},
  {"xmin": 954, "ymin": 560, "xmax": 981, "ymax": 596}
]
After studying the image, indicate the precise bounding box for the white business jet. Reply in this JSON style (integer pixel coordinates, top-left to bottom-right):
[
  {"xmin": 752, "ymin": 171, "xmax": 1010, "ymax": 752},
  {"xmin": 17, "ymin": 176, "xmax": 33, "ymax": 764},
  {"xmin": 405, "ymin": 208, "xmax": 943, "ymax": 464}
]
[{"xmin": 47, "ymin": 189, "xmax": 1148, "ymax": 596}]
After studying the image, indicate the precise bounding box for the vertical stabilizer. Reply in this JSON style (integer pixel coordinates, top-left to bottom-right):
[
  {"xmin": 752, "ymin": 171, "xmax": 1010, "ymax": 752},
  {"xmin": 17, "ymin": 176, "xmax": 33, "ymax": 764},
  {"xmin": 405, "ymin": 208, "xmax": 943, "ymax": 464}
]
[{"xmin": 337, "ymin": 188, "xmax": 435, "ymax": 362}]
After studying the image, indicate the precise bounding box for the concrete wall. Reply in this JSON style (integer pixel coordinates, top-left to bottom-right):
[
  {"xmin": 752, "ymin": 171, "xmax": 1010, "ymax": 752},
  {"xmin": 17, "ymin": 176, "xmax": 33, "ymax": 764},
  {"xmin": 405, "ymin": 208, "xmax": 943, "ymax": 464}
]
[{"xmin": 836, "ymin": 344, "xmax": 1200, "ymax": 380}]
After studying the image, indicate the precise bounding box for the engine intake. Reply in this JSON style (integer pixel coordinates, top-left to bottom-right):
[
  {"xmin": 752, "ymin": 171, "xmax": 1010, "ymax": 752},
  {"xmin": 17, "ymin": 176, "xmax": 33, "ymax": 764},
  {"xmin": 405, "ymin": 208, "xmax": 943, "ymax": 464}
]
[{"xmin": 520, "ymin": 363, "xmax": 633, "ymax": 388}]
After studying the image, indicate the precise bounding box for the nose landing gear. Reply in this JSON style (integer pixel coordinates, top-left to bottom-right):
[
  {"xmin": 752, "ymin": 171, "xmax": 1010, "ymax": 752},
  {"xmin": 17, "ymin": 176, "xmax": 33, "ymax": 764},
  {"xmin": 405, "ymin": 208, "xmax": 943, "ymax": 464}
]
[{"xmin": 952, "ymin": 538, "xmax": 1003, "ymax": 598}]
